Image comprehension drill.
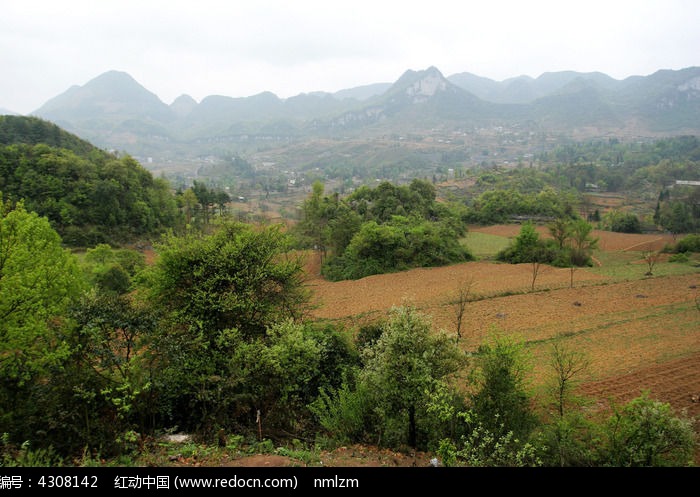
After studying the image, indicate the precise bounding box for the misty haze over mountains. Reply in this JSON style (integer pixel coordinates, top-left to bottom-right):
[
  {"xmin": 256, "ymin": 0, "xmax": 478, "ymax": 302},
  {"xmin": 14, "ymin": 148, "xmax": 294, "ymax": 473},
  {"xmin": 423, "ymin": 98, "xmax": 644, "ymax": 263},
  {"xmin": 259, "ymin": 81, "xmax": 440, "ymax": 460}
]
[{"xmin": 20, "ymin": 65, "xmax": 700, "ymax": 162}]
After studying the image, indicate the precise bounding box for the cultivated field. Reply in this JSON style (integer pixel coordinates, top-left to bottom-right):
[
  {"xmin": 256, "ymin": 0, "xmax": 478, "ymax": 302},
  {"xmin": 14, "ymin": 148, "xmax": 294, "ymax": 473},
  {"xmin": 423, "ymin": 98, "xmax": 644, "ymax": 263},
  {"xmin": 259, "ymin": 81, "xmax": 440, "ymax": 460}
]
[{"xmin": 304, "ymin": 226, "xmax": 700, "ymax": 464}]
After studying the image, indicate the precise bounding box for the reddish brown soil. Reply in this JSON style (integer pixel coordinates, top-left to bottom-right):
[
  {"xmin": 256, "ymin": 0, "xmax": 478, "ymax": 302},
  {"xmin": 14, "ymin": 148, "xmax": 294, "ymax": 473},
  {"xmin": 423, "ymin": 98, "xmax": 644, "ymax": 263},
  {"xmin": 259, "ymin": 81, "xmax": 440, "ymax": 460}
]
[
  {"xmin": 469, "ymin": 224, "xmax": 676, "ymax": 252},
  {"xmin": 220, "ymin": 446, "xmax": 429, "ymax": 467}
]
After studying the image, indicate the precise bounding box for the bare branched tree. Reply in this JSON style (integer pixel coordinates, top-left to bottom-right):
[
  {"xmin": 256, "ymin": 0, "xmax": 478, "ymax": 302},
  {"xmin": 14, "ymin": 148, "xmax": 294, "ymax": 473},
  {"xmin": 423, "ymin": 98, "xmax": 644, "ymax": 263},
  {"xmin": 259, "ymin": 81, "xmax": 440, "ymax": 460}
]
[
  {"xmin": 642, "ymin": 249, "xmax": 662, "ymax": 276},
  {"xmin": 452, "ymin": 276, "xmax": 475, "ymax": 341},
  {"xmin": 549, "ymin": 342, "xmax": 590, "ymax": 418}
]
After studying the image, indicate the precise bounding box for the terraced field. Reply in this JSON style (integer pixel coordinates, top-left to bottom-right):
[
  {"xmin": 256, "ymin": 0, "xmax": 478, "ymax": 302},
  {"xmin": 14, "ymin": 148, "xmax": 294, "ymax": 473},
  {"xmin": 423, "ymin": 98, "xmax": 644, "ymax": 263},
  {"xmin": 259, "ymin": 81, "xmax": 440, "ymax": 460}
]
[{"xmin": 304, "ymin": 226, "xmax": 700, "ymax": 464}]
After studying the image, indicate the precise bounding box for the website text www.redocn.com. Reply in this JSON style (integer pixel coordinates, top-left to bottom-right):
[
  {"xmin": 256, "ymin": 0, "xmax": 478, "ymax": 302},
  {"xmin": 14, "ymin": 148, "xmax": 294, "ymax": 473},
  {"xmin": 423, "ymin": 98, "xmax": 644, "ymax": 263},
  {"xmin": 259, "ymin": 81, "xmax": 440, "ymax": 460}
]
[{"xmin": 173, "ymin": 475, "xmax": 297, "ymax": 489}]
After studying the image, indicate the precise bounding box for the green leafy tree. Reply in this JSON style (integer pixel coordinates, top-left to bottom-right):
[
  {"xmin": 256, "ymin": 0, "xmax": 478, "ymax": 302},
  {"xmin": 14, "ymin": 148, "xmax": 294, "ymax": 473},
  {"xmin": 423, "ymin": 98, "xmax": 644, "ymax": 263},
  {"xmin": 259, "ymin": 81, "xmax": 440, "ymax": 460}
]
[
  {"xmin": 496, "ymin": 221, "xmax": 556, "ymax": 290},
  {"xmin": 139, "ymin": 221, "xmax": 312, "ymax": 434},
  {"xmin": 607, "ymin": 211, "xmax": 642, "ymax": 233},
  {"xmin": 0, "ymin": 196, "xmax": 86, "ymax": 384},
  {"xmin": 0, "ymin": 196, "xmax": 87, "ymax": 453},
  {"xmin": 568, "ymin": 219, "xmax": 599, "ymax": 267},
  {"xmin": 548, "ymin": 218, "xmax": 571, "ymax": 250},
  {"xmin": 230, "ymin": 320, "xmax": 324, "ymax": 434},
  {"xmin": 144, "ymin": 221, "xmax": 310, "ymax": 339},
  {"xmin": 497, "ymin": 221, "xmax": 553, "ymax": 264},
  {"xmin": 469, "ymin": 332, "xmax": 538, "ymax": 441},
  {"xmin": 601, "ymin": 392, "xmax": 695, "ymax": 467},
  {"xmin": 295, "ymin": 180, "xmax": 335, "ymax": 261},
  {"xmin": 315, "ymin": 306, "xmax": 466, "ymax": 449},
  {"xmin": 60, "ymin": 291, "xmax": 157, "ymax": 453},
  {"xmin": 358, "ymin": 306, "xmax": 465, "ymax": 449},
  {"xmin": 659, "ymin": 201, "xmax": 695, "ymax": 240}
]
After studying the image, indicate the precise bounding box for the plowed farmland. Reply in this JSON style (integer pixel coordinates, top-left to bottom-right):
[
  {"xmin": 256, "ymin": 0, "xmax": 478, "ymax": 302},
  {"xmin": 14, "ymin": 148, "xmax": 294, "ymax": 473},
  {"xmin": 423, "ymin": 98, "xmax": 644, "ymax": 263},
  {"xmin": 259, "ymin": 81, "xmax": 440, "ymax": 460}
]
[{"xmin": 304, "ymin": 226, "xmax": 700, "ymax": 464}]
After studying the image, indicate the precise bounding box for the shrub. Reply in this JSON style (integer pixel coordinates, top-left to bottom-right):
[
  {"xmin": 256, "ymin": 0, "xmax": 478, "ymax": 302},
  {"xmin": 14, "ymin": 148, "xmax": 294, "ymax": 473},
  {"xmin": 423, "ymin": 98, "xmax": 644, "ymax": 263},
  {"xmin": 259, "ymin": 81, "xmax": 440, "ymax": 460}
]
[{"xmin": 676, "ymin": 234, "xmax": 700, "ymax": 253}]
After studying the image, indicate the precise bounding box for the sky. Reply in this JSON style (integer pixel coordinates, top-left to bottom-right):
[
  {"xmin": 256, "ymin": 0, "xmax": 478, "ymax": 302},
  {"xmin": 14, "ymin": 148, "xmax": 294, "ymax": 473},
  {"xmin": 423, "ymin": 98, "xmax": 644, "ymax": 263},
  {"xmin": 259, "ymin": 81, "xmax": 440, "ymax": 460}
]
[{"xmin": 2, "ymin": 0, "xmax": 699, "ymax": 115}]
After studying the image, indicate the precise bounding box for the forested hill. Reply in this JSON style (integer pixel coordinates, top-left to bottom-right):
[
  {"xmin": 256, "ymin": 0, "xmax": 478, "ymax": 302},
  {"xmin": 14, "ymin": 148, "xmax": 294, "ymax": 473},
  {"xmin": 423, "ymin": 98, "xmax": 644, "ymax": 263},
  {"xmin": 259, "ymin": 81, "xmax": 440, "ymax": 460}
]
[
  {"xmin": 0, "ymin": 115, "xmax": 101, "ymax": 157},
  {"xmin": 0, "ymin": 115, "xmax": 179, "ymax": 246}
]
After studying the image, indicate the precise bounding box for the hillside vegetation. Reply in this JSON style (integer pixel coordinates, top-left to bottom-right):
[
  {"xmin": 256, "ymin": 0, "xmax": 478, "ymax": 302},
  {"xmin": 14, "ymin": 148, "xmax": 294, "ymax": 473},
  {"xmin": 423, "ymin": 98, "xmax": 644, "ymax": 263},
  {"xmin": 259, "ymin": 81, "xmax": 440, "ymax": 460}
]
[
  {"xmin": 0, "ymin": 116, "xmax": 179, "ymax": 245},
  {"xmin": 1, "ymin": 117, "xmax": 698, "ymax": 468}
]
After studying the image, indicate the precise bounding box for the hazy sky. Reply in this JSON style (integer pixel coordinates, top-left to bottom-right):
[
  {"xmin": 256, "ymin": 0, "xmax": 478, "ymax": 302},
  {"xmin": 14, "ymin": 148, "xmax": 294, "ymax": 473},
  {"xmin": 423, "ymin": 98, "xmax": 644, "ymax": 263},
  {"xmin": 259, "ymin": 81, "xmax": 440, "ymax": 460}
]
[{"xmin": 2, "ymin": 0, "xmax": 699, "ymax": 115}]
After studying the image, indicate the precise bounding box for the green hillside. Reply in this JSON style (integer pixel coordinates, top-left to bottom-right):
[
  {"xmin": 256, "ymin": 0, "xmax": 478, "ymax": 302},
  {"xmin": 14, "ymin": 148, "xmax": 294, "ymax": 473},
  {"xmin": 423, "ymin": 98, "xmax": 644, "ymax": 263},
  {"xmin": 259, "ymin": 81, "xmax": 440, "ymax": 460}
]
[{"xmin": 0, "ymin": 115, "xmax": 179, "ymax": 246}]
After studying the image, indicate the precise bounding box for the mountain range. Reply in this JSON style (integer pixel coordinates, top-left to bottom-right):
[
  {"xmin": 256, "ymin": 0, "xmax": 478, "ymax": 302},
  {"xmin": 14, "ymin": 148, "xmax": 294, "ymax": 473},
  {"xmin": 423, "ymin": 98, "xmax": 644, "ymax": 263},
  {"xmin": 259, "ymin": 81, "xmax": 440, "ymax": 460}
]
[{"xmin": 25, "ymin": 65, "xmax": 700, "ymax": 162}]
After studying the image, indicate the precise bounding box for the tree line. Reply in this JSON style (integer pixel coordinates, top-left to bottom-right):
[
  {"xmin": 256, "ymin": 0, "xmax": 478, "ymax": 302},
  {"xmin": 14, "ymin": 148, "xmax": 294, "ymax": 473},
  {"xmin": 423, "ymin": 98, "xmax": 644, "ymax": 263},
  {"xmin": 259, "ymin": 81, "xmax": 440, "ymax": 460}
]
[{"xmin": 294, "ymin": 179, "xmax": 473, "ymax": 281}]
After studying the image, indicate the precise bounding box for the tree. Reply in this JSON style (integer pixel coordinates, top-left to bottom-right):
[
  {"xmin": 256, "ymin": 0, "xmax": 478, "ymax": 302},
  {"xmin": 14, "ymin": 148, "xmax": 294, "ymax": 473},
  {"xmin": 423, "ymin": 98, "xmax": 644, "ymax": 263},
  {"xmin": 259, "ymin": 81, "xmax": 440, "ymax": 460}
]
[
  {"xmin": 608, "ymin": 211, "xmax": 641, "ymax": 233},
  {"xmin": 359, "ymin": 305, "xmax": 465, "ymax": 449},
  {"xmin": 296, "ymin": 180, "xmax": 333, "ymax": 262},
  {"xmin": 0, "ymin": 195, "xmax": 86, "ymax": 384},
  {"xmin": 568, "ymin": 219, "xmax": 599, "ymax": 267},
  {"xmin": 452, "ymin": 277, "xmax": 475, "ymax": 341},
  {"xmin": 548, "ymin": 218, "xmax": 571, "ymax": 250},
  {"xmin": 469, "ymin": 332, "xmax": 537, "ymax": 441},
  {"xmin": 641, "ymin": 249, "xmax": 662, "ymax": 276},
  {"xmin": 496, "ymin": 222, "xmax": 556, "ymax": 291},
  {"xmin": 547, "ymin": 342, "xmax": 590, "ymax": 418},
  {"xmin": 659, "ymin": 201, "xmax": 695, "ymax": 240},
  {"xmin": 601, "ymin": 392, "xmax": 695, "ymax": 466},
  {"xmin": 178, "ymin": 188, "xmax": 199, "ymax": 226},
  {"xmin": 139, "ymin": 221, "xmax": 312, "ymax": 434},
  {"xmin": 192, "ymin": 181, "xmax": 214, "ymax": 225},
  {"xmin": 144, "ymin": 221, "xmax": 310, "ymax": 339},
  {"xmin": 61, "ymin": 290, "xmax": 157, "ymax": 451},
  {"xmin": 565, "ymin": 219, "xmax": 599, "ymax": 287}
]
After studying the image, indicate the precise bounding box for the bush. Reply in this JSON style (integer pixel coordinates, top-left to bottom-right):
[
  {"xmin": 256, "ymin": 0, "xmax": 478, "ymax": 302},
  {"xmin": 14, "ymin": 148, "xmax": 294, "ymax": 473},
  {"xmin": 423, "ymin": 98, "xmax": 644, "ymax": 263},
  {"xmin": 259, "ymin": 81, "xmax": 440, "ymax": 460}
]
[
  {"xmin": 675, "ymin": 234, "xmax": 700, "ymax": 253},
  {"xmin": 668, "ymin": 252, "xmax": 689, "ymax": 263},
  {"xmin": 610, "ymin": 213, "xmax": 641, "ymax": 233},
  {"xmin": 599, "ymin": 392, "xmax": 696, "ymax": 467}
]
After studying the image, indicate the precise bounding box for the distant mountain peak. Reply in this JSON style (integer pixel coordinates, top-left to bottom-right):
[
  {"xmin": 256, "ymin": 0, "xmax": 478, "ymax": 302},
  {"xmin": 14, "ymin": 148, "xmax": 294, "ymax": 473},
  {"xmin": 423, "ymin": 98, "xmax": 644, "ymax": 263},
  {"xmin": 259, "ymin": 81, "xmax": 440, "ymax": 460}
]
[
  {"xmin": 34, "ymin": 69, "xmax": 173, "ymax": 123},
  {"xmin": 406, "ymin": 67, "xmax": 448, "ymax": 98},
  {"xmin": 170, "ymin": 94, "xmax": 198, "ymax": 117},
  {"xmin": 390, "ymin": 66, "xmax": 455, "ymax": 103}
]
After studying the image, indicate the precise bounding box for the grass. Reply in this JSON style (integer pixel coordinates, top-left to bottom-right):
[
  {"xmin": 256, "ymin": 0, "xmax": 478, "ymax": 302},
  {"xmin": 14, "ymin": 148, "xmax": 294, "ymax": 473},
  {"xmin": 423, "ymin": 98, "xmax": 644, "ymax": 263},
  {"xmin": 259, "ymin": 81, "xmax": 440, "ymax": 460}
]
[
  {"xmin": 588, "ymin": 250, "xmax": 700, "ymax": 281},
  {"xmin": 461, "ymin": 231, "xmax": 511, "ymax": 260}
]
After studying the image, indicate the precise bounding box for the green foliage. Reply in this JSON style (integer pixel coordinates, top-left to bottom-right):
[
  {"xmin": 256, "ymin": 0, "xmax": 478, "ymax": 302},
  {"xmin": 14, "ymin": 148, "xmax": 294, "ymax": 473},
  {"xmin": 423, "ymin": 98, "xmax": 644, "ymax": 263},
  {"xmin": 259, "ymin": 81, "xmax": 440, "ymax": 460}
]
[
  {"xmin": 469, "ymin": 332, "xmax": 538, "ymax": 441},
  {"xmin": 1, "ymin": 434, "xmax": 64, "ymax": 467},
  {"xmin": 297, "ymin": 179, "xmax": 471, "ymax": 281},
  {"xmin": 668, "ymin": 252, "xmax": 689, "ymax": 263},
  {"xmin": 535, "ymin": 392, "xmax": 696, "ymax": 467},
  {"xmin": 496, "ymin": 221, "xmax": 556, "ymax": 264},
  {"xmin": 232, "ymin": 320, "xmax": 324, "ymax": 432},
  {"xmin": 357, "ymin": 306, "xmax": 466, "ymax": 449},
  {"xmin": 0, "ymin": 140, "xmax": 179, "ymax": 245},
  {"xmin": 323, "ymin": 216, "xmax": 472, "ymax": 281},
  {"xmin": 606, "ymin": 211, "xmax": 642, "ymax": 233},
  {"xmin": 600, "ymin": 392, "xmax": 696, "ymax": 467},
  {"xmin": 675, "ymin": 234, "xmax": 700, "ymax": 253},
  {"xmin": 311, "ymin": 306, "xmax": 466, "ymax": 450},
  {"xmin": 0, "ymin": 115, "xmax": 97, "ymax": 156},
  {"xmin": 0, "ymin": 196, "xmax": 87, "ymax": 385},
  {"xmin": 82, "ymin": 244, "xmax": 146, "ymax": 295},
  {"xmin": 137, "ymin": 223, "xmax": 354, "ymax": 435},
  {"xmin": 309, "ymin": 372, "xmax": 374, "ymax": 444},
  {"xmin": 93, "ymin": 264, "xmax": 131, "ymax": 294},
  {"xmin": 566, "ymin": 219, "xmax": 599, "ymax": 267},
  {"xmin": 442, "ymin": 415, "xmax": 543, "ymax": 467},
  {"xmin": 143, "ymin": 222, "xmax": 310, "ymax": 338},
  {"xmin": 465, "ymin": 186, "xmax": 578, "ymax": 225},
  {"xmin": 535, "ymin": 413, "xmax": 600, "ymax": 467},
  {"xmin": 498, "ymin": 219, "xmax": 597, "ymax": 271}
]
